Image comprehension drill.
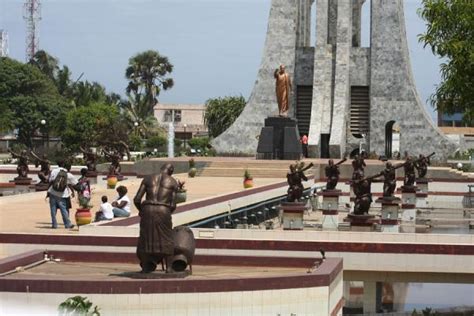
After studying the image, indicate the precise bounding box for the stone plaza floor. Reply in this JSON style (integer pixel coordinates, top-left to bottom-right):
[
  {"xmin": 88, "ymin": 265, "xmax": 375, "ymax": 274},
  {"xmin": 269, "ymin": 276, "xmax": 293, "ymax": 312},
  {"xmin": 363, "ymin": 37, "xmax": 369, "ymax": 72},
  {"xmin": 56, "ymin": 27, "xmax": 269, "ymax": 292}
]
[{"xmin": 0, "ymin": 172, "xmax": 283, "ymax": 235}]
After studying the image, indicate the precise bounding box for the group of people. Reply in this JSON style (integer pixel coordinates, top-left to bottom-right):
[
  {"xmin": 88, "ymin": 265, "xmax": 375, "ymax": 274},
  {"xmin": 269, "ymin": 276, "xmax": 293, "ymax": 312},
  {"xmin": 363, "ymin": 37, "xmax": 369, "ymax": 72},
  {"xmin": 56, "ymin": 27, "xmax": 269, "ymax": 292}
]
[{"xmin": 46, "ymin": 162, "xmax": 131, "ymax": 229}]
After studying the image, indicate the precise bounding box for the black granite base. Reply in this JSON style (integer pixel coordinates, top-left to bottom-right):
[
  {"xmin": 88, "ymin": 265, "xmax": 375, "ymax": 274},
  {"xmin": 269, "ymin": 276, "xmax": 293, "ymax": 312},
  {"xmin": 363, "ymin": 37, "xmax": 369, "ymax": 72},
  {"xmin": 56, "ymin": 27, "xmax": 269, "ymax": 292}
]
[{"xmin": 256, "ymin": 116, "xmax": 301, "ymax": 160}]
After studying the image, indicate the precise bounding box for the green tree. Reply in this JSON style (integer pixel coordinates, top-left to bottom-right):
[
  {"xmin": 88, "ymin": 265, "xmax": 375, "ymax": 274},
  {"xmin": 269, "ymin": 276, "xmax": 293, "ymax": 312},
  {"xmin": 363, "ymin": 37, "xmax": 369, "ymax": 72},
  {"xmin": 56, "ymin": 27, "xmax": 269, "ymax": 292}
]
[
  {"xmin": 204, "ymin": 96, "xmax": 246, "ymax": 137},
  {"xmin": 61, "ymin": 102, "xmax": 120, "ymax": 150},
  {"xmin": 125, "ymin": 50, "xmax": 174, "ymax": 113},
  {"xmin": 119, "ymin": 92, "xmax": 162, "ymax": 137},
  {"xmin": 418, "ymin": 0, "xmax": 474, "ymax": 125},
  {"xmin": 0, "ymin": 57, "xmax": 70, "ymax": 147},
  {"xmin": 58, "ymin": 296, "xmax": 100, "ymax": 316}
]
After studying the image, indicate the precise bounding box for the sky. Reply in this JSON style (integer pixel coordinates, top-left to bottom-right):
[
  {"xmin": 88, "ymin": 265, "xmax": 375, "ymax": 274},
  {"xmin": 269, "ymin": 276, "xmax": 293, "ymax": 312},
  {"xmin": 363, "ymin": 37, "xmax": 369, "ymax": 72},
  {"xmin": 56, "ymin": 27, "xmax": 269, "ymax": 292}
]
[{"xmin": 0, "ymin": 0, "xmax": 442, "ymax": 120}]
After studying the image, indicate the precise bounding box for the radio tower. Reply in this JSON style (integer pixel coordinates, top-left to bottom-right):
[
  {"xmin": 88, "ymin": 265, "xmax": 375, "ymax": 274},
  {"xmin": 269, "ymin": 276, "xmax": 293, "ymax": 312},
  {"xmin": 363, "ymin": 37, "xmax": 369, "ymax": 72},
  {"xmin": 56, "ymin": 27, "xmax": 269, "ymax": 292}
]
[
  {"xmin": 0, "ymin": 30, "xmax": 8, "ymax": 57},
  {"xmin": 23, "ymin": 0, "xmax": 41, "ymax": 61}
]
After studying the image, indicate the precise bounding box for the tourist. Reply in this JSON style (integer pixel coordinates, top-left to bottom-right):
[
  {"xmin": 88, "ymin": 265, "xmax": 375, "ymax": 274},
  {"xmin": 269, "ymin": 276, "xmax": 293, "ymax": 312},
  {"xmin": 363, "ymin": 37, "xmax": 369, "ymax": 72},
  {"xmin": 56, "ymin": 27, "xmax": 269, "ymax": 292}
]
[
  {"xmin": 112, "ymin": 185, "xmax": 131, "ymax": 217},
  {"xmin": 301, "ymin": 134, "xmax": 308, "ymax": 158},
  {"xmin": 48, "ymin": 159, "xmax": 78, "ymax": 229},
  {"xmin": 95, "ymin": 195, "xmax": 113, "ymax": 222},
  {"xmin": 77, "ymin": 168, "xmax": 91, "ymax": 203}
]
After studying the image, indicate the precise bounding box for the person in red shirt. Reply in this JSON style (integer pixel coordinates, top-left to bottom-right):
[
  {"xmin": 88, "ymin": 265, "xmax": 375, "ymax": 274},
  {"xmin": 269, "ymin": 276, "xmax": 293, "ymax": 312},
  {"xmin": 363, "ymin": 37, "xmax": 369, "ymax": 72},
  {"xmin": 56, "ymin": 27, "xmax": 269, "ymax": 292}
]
[{"xmin": 301, "ymin": 134, "xmax": 308, "ymax": 158}]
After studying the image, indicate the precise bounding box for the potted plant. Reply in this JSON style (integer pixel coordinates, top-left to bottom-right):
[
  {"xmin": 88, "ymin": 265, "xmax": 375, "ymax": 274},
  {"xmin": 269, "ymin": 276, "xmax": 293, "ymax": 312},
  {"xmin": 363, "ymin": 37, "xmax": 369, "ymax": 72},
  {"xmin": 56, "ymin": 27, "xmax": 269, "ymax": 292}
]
[
  {"xmin": 107, "ymin": 175, "xmax": 118, "ymax": 189},
  {"xmin": 243, "ymin": 169, "xmax": 253, "ymax": 188},
  {"xmin": 188, "ymin": 158, "xmax": 197, "ymax": 178},
  {"xmin": 75, "ymin": 196, "xmax": 93, "ymax": 226},
  {"xmin": 176, "ymin": 180, "xmax": 187, "ymax": 203}
]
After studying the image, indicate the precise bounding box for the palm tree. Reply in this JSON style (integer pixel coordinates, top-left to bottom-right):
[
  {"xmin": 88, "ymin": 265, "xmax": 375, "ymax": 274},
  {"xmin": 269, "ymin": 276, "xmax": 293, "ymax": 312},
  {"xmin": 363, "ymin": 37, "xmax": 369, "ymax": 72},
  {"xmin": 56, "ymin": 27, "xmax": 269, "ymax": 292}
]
[
  {"xmin": 119, "ymin": 93, "xmax": 161, "ymax": 137},
  {"xmin": 125, "ymin": 50, "xmax": 174, "ymax": 114},
  {"xmin": 29, "ymin": 50, "xmax": 59, "ymax": 81}
]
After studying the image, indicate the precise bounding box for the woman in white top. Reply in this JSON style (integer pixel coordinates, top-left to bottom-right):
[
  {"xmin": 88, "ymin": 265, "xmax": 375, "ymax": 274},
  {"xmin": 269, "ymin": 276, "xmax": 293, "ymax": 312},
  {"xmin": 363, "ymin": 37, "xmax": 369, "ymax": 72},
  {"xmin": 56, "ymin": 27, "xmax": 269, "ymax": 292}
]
[{"xmin": 112, "ymin": 185, "xmax": 131, "ymax": 217}]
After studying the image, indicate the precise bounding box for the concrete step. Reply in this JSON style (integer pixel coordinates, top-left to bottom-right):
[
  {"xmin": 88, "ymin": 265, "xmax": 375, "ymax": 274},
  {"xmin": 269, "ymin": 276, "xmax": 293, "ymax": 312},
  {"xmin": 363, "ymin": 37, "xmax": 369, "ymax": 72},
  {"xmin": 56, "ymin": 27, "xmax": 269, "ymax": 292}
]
[
  {"xmin": 204, "ymin": 162, "xmax": 293, "ymax": 170},
  {"xmin": 197, "ymin": 167, "xmax": 287, "ymax": 178}
]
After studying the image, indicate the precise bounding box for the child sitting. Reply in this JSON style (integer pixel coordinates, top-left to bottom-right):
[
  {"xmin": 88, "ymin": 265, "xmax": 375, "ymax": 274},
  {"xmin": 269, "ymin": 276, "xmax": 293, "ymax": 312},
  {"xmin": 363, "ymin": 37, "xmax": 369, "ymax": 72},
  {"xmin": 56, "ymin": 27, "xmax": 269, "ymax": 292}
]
[{"xmin": 95, "ymin": 195, "xmax": 113, "ymax": 222}]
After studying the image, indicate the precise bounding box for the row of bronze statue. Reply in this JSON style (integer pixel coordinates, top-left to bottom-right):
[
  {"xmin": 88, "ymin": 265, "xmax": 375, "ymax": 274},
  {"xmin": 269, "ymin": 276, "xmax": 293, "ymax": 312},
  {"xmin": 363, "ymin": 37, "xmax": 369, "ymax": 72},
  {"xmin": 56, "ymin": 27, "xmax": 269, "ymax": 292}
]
[
  {"xmin": 7, "ymin": 143, "xmax": 131, "ymax": 183},
  {"xmin": 325, "ymin": 153, "xmax": 434, "ymax": 215}
]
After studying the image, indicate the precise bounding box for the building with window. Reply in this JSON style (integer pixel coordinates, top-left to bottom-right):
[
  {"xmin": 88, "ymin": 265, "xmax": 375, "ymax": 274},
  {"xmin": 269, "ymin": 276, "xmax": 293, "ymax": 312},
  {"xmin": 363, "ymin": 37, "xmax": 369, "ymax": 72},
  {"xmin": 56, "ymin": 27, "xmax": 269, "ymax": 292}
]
[{"xmin": 154, "ymin": 104, "xmax": 208, "ymax": 140}]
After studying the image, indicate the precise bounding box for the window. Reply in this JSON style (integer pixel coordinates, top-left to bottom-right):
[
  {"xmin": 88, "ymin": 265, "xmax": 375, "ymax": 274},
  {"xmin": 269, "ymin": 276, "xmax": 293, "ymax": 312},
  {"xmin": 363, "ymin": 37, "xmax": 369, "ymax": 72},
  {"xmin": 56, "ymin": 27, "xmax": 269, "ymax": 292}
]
[
  {"xmin": 174, "ymin": 110, "xmax": 182, "ymax": 122},
  {"xmin": 164, "ymin": 110, "xmax": 173, "ymax": 122},
  {"xmin": 163, "ymin": 109, "xmax": 182, "ymax": 123}
]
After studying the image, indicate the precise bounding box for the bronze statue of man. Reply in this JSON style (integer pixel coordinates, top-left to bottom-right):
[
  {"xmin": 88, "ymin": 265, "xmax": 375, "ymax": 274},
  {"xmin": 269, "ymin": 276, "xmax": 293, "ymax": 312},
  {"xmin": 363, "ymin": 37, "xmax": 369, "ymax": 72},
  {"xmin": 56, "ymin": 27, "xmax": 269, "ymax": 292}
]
[
  {"xmin": 30, "ymin": 151, "xmax": 51, "ymax": 184},
  {"xmin": 403, "ymin": 156, "xmax": 416, "ymax": 186},
  {"xmin": 103, "ymin": 148, "xmax": 122, "ymax": 176},
  {"xmin": 274, "ymin": 64, "xmax": 292, "ymax": 117},
  {"xmin": 352, "ymin": 154, "xmax": 366, "ymax": 180},
  {"xmin": 415, "ymin": 154, "xmax": 430, "ymax": 178},
  {"xmin": 325, "ymin": 158, "xmax": 346, "ymax": 190},
  {"xmin": 134, "ymin": 163, "xmax": 178, "ymax": 273},
  {"xmin": 80, "ymin": 147, "xmax": 98, "ymax": 173},
  {"xmin": 352, "ymin": 173, "xmax": 380, "ymax": 215},
  {"xmin": 380, "ymin": 162, "xmax": 399, "ymax": 197},
  {"xmin": 287, "ymin": 161, "xmax": 313, "ymax": 202},
  {"xmin": 8, "ymin": 148, "xmax": 29, "ymax": 179}
]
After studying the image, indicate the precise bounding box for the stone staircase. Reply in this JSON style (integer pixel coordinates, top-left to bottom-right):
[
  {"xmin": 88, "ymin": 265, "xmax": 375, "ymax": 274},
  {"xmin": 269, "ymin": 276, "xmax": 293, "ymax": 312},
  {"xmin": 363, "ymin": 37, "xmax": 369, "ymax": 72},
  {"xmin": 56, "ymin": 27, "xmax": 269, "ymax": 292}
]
[
  {"xmin": 427, "ymin": 167, "xmax": 472, "ymax": 180},
  {"xmin": 196, "ymin": 161, "xmax": 292, "ymax": 178}
]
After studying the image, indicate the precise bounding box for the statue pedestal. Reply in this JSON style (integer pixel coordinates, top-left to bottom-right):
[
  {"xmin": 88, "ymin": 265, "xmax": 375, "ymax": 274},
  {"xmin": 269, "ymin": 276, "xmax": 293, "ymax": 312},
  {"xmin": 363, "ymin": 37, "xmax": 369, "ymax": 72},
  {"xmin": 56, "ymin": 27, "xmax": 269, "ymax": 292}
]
[
  {"xmin": 0, "ymin": 183, "xmax": 16, "ymax": 196},
  {"xmin": 415, "ymin": 178, "xmax": 430, "ymax": 208},
  {"xmin": 86, "ymin": 171, "xmax": 98, "ymax": 184},
  {"xmin": 319, "ymin": 190, "xmax": 341, "ymax": 231},
  {"xmin": 87, "ymin": 174, "xmax": 98, "ymax": 185},
  {"xmin": 34, "ymin": 182, "xmax": 49, "ymax": 192},
  {"xmin": 345, "ymin": 213, "xmax": 377, "ymax": 232},
  {"xmin": 400, "ymin": 186, "xmax": 418, "ymax": 233},
  {"xmin": 346, "ymin": 181, "xmax": 355, "ymax": 204},
  {"xmin": 256, "ymin": 116, "xmax": 301, "ymax": 160},
  {"xmin": 11, "ymin": 177, "xmax": 33, "ymax": 185},
  {"xmin": 119, "ymin": 270, "xmax": 191, "ymax": 279},
  {"xmin": 280, "ymin": 202, "xmax": 306, "ymax": 230},
  {"xmin": 376, "ymin": 196, "xmax": 401, "ymax": 233}
]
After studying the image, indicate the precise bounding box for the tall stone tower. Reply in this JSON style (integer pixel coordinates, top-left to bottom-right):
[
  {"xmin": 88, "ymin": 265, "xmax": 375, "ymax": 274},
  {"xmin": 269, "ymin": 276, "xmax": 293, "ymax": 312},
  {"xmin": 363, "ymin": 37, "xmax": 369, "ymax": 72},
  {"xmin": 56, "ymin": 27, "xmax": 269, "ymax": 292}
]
[{"xmin": 212, "ymin": 0, "xmax": 455, "ymax": 160}]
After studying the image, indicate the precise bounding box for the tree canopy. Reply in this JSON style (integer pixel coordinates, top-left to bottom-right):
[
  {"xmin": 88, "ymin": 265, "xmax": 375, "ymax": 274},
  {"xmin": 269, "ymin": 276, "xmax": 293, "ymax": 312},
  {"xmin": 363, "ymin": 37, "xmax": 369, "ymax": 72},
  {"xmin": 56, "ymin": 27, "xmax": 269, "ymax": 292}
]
[
  {"xmin": 204, "ymin": 96, "xmax": 246, "ymax": 138},
  {"xmin": 61, "ymin": 103, "xmax": 119, "ymax": 150},
  {"xmin": 0, "ymin": 57, "xmax": 70, "ymax": 147},
  {"xmin": 418, "ymin": 0, "xmax": 474, "ymax": 125}
]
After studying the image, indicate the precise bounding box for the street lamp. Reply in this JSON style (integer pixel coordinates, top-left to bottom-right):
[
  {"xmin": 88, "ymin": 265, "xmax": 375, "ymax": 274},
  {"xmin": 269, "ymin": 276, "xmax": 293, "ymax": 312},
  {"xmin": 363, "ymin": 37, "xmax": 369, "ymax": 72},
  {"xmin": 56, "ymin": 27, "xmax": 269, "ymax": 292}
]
[
  {"xmin": 134, "ymin": 121, "xmax": 139, "ymax": 136},
  {"xmin": 40, "ymin": 119, "xmax": 47, "ymax": 149},
  {"xmin": 183, "ymin": 124, "xmax": 187, "ymax": 149}
]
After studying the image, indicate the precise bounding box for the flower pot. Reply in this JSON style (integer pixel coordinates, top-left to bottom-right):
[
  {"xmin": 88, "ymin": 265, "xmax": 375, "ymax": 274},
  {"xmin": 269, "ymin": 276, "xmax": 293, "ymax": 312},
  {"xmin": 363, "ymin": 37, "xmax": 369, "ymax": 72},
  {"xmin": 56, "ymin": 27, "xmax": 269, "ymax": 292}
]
[
  {"xmin": 188, "ymin": 168, "xmax": 197, "ymax": 178},
  {"xmin": 75, "ymin": 208, "xmax": 92, "ymax": 226},
  {"xmin": 107, "ymin": 176, "xmax": 118, "ymax": 189},
  {"xmin": 176, "ymin": 191, "xmax": 187, "ymax": 204},
  {"xmin": 243, "ymin": 179, "xmax": 254, "ymax": 189}
]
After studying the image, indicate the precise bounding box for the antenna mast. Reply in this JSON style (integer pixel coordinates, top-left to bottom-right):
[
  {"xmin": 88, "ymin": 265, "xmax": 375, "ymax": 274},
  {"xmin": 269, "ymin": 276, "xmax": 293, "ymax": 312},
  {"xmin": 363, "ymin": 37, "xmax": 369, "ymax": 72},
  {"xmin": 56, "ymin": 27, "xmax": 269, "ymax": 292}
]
[
  {"xmin": 0, "ymin": 30, "xmax": 8, "ymax": 57},
  {"xmin": 23, "ymin": 0, "xmax": 41, "ymax": 61}
]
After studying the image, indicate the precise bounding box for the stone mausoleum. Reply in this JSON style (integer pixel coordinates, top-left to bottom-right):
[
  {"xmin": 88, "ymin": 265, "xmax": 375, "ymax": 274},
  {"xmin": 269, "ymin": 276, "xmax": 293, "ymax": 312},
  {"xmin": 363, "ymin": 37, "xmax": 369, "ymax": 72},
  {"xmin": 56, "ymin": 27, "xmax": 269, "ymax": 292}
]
[{"xmin": 212, "ymin": 0, "xmax": 455, "ymax": 160}]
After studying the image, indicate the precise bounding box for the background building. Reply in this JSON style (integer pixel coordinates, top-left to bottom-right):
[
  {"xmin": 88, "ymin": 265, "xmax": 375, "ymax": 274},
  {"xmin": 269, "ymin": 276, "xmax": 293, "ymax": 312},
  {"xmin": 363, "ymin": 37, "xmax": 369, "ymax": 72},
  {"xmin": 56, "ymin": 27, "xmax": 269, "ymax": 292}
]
[{"xmin": 154, "ymin": 103, "xmax": 208, "ymax": 141}]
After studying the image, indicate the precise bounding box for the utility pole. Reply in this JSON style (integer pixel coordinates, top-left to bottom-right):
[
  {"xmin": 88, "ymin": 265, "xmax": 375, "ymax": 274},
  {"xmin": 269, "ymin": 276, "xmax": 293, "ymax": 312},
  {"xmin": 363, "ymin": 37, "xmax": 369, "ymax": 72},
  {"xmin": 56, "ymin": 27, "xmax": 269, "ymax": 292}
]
[{"xmin": 23, "ymin": 0, "xmax": 41, "ymax": 61}]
